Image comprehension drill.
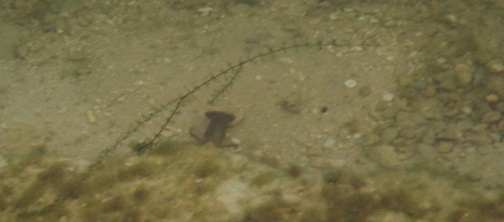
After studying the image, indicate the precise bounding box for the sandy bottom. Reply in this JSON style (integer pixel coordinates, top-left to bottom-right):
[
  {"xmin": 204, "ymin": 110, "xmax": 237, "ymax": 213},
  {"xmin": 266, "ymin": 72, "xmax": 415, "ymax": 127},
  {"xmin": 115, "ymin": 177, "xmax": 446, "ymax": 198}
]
[{"xmin": 0, "ymin": 0, "xmax": 503, "ymax": 221}]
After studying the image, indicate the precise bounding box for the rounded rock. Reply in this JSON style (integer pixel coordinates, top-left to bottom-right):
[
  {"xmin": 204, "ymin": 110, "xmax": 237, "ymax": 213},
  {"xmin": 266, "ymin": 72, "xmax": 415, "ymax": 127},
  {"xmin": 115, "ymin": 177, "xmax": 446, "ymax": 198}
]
[
  {"xmin": 382, "ymin": 92, "xmax": 395, "ymax": 102},
  {"xmin": 381, "ymin": 127, "xmax": 399, "ymax": 144},
  {"xmin": 488, "ymin": 60, "xmax": 504, "ymax": 74},
  {"xmin": 437, "ymin": 141, "xmax": 454, "ymax": 153},
  {"xmin": 418, "ymin": 143, "xmax": 435, "ymax": 158},
  {"xmin": 485, "ymin": 94, "xmax": 500, "ymax": 104},
  {"xmin": 366, "ymin": 145, "xmax": 401, "ymax": 168},
  {"xmin": 481, "ymin": 111, "xmax": 502, "ymax": 123},
  {"xmin": 471, "ymin": 134, "xmax": 493, "ymax": 146},
  {"xmin": 456, "ymin": 71, "xmax": 473, "ymax": 86},
  {"xmin": 344, "ymin": 79, "xmax": 358, "ymax": 88}
]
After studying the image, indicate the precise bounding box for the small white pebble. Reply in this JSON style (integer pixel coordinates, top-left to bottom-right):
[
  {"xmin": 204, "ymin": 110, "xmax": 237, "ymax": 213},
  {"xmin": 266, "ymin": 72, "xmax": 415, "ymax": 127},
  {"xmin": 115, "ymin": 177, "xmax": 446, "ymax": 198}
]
[
  {"xmin": 231, "ymin": 138, "xmax": 241, "ymax": 145},
  {"xmin": 163, "ymin": 57, "xmax": 172, "ymax": 64},
  {"xmin": 352, "ymin": 46, "xmax": 363, "ymax": 51},
  {"xmin": 324, "ymin": 138, "xmax": 336, "ymax": 148},
  {"xmin": 462, "ymin": 106, "xmax": 472, "ymax": 114},
  {"xmin": 329, "ymin": 13, "xmax": 338, "ymax": 20},
  {"xmin": 278, "ymin": 57, "xmax": 294, "ymax": 64},
  {"xmin": 343, "ymin": 7, "xmax": 355, "ymax": 12},
  {"xmin": 445, "ymin": 14, "xmax": 458, "ymax": 24},
  {"xmin": 197, "ymin": 7, "xmax": 214, "ymax": 16},
  {"xmin": 86, "ymin": 110, "xmax": 97, "ymax": 123},
  {"xmin": 489, "ymin": 62, "xmax": 504, "ymax": 73},
  {"xmin": 344, "ymin": 79, "xmax": 358, "ymax": 88},
  {"xmin": 382, "ymin": 92, "xmax": 395, "ymax": 102}
]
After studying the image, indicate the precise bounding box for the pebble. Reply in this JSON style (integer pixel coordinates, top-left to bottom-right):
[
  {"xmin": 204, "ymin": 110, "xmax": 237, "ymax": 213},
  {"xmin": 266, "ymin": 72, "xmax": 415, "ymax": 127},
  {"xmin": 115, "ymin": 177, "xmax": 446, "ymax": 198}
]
[
  {"xmin": 489, "ymin": 132, "xmax": 501, "ymax": 142},
  {"xmin": 466, "ymin": 171, "xmax": 483, "ymax": 182},
  {"xmin": 384, "ymin": 20, "xmax": 398, "ymax": 27},
  {"xmin": 398, "ymin": 126, "xmax": 417, "ymax": 139},
  {"xmin": 364, "ymin": 134, "xmax": 381, "ymax": 146},
  {"xmin": 437, "ymin": 124, "xmax": 460, "ymax": 141},
  {"xmin": 455, "ymin": 71, "xmax": 472, "ymax": 86},
  {"xmin": 329, "ymin": 13, "xmax": 338, "ymax": 20},
  {"xmin": 197, "ymin": 7, "xmax": 214, "ymax": 16},
  {"xmin": 396, "ymin": 145, "xmax": 415, "ymax": 154},
  {"xmin": 445, "ymin": 14, "xmax": 458, "ymax": 26},
  {"xmin": 366, "ymin": 145, "xmax": 401, "ymax": 168},
  {"xmin": 471, "ymin": 123, "xmax": 488, "ymax": 132},
  {"xmin": 382, "ymin": 92, "xmax": 395, "ymax": 102},
  {"xmin": 86, "ymin": 110, "xmax": 97, "ymax": 123},
  {"xmin": 485, "ymin": 94, "xmax": 500, "ymax": 104},
  {"xmin": 418, "ymin": 143, "xmax": 435, "ymax": 159},
  {"xmin": 454, "ymin": 63, "xmax": 472, "ymax": 73},
  {"xmin": 488, "ymin": 60, "xmax": 504, "ymax": 73},
  {"xmin": 481, "ymin": 111, "xmax": 502, "ymax": 123},
  {"xmin": 352, "ymin": 46, "xmax": 363, "ymax": 51},
  {"xmin": 344, "ymin": 79, "xmax": 358, "ymax": 88},
  {"xmin": 462, "ymin": 106, "xmax": 473, "ymax": 114},
  {"xmin": 456, "ymin": 120, "xmax": 473, "ymax": 131},
  {"xmin": 471, "ymin": 134, "xmax": 493, "ymax": 146},
  {"xmin": 396, "ymin": 77, "xmax": 412, "ymax": 87},
  {"xmin": 437, "ymin": 141, "xmax": 453, "ymax": 153},
  {"xmin": 323, "ymin": 138, "xmax": 336, "ymax": 148},
  {"xmin": 381, "ymin": 127, "xmax": 399, "ymax": 144},
  {"xmin": 423, "ymin": 85, "xmax": 437, "ymax": 97},
  {"xmin": 421, "ymin": 128, "xmax": 436, "ymax": 144},
  {"xmin": 278, "ymin": 57, "xmax": 294, "ymax": 64}
]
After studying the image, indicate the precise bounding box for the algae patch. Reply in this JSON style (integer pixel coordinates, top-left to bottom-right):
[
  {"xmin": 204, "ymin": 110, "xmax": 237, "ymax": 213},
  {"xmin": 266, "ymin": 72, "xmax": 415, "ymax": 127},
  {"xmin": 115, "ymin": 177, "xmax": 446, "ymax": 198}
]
[{"xmin": 1, "ymin": 142, "xmax": 503, "ymax": 222}]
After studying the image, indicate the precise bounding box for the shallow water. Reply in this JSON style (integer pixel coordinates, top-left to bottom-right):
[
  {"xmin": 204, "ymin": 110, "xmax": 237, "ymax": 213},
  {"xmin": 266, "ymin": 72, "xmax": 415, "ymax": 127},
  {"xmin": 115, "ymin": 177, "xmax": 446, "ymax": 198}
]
[{"xmin": 0, "ymin": 0, "xmax": 503, "ymax": 221}]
